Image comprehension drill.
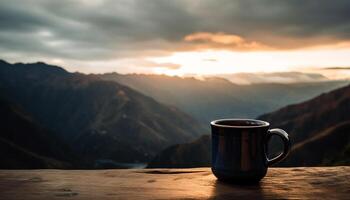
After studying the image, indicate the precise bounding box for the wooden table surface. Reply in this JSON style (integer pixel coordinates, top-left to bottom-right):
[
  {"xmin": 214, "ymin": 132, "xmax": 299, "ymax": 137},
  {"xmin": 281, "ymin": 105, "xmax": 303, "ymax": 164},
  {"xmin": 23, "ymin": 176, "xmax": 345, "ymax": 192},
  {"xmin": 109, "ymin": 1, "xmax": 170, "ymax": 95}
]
[{"xmin": 0, "ymin": 167, "xmax": 349, "ymax": 200}]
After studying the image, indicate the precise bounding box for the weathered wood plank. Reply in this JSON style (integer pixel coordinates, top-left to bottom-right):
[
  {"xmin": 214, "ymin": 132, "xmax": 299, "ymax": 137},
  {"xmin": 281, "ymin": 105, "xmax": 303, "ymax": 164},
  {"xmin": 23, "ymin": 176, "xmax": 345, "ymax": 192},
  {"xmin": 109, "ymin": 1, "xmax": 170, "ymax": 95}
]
[{"xmin": 0, "ymin": 167, "xmax": 349, "ymax": 200}]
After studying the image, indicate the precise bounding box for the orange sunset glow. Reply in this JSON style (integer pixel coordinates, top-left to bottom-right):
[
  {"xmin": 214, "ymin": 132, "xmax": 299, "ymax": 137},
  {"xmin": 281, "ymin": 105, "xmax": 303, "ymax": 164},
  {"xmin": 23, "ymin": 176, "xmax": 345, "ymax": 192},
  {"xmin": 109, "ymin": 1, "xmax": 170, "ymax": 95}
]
[{"xmin": 149, "ymin": 43, "xmax": 350, "ymax": 78}]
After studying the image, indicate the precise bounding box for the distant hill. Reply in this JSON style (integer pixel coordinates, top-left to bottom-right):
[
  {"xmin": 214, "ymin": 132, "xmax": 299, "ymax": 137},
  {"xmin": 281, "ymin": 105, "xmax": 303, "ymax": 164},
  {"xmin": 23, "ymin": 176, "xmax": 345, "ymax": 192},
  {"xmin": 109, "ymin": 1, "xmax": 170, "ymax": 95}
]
[
  {"xmin": 259, "ymin": 84, "xmax": 350, "ymax": 166},
  {"xmin": 148, "ymin": 84, "xmax": 350, "ymax": 168},
  {"xmin": 147, "ymin": 135, "xmax": 211, "ymax": 168},
  {"xmin": 285, "ymin": 121, "xmax": 350, "ymax": 166},
  {"xmin": 0, "ymin": 95, "xmax": 75, "ymax": 169},
  {"xmin": 0, "ymin": 60, "xmax": 205, "ymax": 166},
  {"xmin": 259, "ymin": 84, "xmax": 350, "ymax": 145},
  {"xmin": 100, "ymin": 73, "xmax": 347, "ymax": 126}
]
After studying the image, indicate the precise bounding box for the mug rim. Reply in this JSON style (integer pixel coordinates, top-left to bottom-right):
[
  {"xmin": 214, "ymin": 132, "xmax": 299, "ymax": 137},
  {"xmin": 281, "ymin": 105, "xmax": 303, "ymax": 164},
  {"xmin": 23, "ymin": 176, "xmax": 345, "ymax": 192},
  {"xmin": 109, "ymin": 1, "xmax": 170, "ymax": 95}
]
[{"xmin": 211, "ymin": 118, "xmax": 270, "ymax": 128}]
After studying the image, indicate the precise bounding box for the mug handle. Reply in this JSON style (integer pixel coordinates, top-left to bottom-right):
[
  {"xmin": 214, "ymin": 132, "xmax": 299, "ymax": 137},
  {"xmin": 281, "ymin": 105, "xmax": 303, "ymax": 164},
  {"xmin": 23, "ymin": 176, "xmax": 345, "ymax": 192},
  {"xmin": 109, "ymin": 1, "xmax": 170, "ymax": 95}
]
[{"xmin": 265, "ymin": 128, "xmax": 291, "ymax": 166}]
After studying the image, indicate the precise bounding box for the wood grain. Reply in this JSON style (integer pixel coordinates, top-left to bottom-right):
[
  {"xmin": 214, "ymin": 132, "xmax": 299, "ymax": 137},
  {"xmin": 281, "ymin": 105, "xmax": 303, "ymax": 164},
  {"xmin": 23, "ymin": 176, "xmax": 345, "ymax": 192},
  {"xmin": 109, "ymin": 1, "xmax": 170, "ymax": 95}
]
[{"xmin": 0, "ymin": 167, "xmax": 349, "ymax": 200}]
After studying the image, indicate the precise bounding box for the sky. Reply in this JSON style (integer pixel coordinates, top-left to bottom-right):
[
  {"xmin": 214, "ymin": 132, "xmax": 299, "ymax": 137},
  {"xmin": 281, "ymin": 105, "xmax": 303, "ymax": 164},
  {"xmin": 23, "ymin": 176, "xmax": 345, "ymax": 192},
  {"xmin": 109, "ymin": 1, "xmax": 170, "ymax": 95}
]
[{"xmin": 1, "ymin": 0, "xmax": 350, "ymax": 79}]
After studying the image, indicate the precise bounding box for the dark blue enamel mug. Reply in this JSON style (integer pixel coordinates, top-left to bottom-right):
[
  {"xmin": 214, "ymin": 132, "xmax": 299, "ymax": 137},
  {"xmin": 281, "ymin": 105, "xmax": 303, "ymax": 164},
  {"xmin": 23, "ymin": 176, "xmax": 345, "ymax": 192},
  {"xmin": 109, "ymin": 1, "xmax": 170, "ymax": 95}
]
[{"xmin": 211, "ymin": 119, "xmax": 291, "ymax": 183}]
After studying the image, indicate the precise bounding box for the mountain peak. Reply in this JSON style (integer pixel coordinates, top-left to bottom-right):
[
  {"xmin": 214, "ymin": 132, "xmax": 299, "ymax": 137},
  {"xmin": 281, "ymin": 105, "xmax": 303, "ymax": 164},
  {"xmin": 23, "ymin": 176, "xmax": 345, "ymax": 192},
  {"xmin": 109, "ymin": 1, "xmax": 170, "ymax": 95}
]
[
  {"xmin": 28, "ymin": 61, "xmax": 67, "ymax": 73},
  {"xmin": 10, "ymin": 61, "xmax": 69, "ymax": 76},
  {"xmin": 0, "ymin": 59, "xmax": 68, "ymax": 75},
  {"xmin": 0, "ymin": 59, "xmax": 10, "ymax": 65}
]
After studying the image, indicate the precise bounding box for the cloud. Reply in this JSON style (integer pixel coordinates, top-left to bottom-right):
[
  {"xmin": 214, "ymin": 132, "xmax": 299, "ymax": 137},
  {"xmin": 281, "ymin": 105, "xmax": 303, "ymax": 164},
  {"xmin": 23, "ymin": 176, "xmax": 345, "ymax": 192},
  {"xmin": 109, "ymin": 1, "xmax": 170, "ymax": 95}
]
[
  {"xmin": 323, "ymin": 67, "xmax": 350, "ymax": 70},
  {"xmin": 215, "ymin": 72, "xmax": 329, "ymax": 84},
  {"xmin": 184, "ymin": 32, "xmax": 270, "ymax": 50},
  {"xmin": 185, "ymin": 32, "xmax": 245, "ymax": 45},
  {"xmin": 140, "ymin": 60, "xmax": 181, "ymax": 70},
  {"xmin": 0, "ymin": 0, "xmax": 350, "ymax": 69},
  {"xmin": 202, "ymin": 58, "xmax": 217, "ymax": 62}
]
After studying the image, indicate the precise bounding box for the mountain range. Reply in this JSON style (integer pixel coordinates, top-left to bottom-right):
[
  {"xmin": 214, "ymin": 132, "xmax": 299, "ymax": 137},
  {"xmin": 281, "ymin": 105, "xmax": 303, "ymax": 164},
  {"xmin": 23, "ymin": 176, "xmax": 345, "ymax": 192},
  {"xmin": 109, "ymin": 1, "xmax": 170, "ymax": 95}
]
[
  {"xmin": 0, "ymin": 60, "xmax": 205, "ymax": 167},
  {"xmin": 100, "ymin": 73, "xmax": 347, "ymax": 126},
  {"xmin": 148, "ymin": 84, "xmax": 350, "ymax": 168},
  {"xmin": 1, "ymin": 59, "xmax": 349, "ymax": 168}
]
